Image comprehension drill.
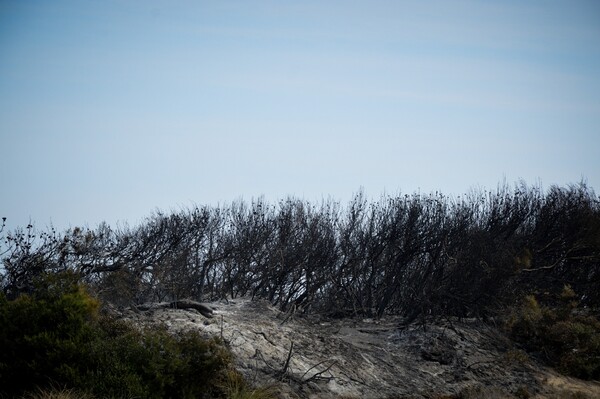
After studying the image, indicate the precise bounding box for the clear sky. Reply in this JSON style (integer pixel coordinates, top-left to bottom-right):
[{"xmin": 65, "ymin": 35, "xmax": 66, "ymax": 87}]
[{"xmin": 1, "ymin": 1, "xmax": 599, "ymax": 230}]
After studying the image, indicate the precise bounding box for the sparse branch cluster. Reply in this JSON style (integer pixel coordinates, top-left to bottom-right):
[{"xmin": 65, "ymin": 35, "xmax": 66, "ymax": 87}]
[{"xmin": 2, "ymin": 182, "xmax": 599, "ymax": 320}]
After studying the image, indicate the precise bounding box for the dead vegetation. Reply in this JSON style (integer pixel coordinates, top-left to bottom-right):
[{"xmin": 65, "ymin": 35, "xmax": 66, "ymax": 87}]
[{"xmin": 2, "ymin": 182, "xmax": 600, "ymax": 397}]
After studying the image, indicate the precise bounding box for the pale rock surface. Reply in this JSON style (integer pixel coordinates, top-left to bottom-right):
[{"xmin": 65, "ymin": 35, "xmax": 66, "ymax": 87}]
[{"xmin": 122, "ymin": 298, "xmax": 600, "ymax": 399}]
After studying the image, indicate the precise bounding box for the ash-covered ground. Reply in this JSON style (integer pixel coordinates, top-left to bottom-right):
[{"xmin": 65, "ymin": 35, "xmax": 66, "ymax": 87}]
[{"xmin": 122, "ymin": 298, "xmax": 600, "ymax": 399}]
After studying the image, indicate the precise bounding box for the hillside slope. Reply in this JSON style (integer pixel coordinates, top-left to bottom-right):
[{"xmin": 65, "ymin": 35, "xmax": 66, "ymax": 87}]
[{"xmin": 122, "ymin": 298, "xmax": 600, "ymax": 399}]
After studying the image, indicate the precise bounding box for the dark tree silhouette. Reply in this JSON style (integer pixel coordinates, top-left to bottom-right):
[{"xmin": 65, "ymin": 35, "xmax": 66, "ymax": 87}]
[{"xmin": 2, "ymin": 182, "xmax": 599, "ymax": 322}]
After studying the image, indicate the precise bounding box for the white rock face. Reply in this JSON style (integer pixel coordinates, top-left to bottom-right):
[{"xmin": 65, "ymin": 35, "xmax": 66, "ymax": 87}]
[{"xmin": 122, "ymin": 298, "xmax": 600, "ymax": 399}]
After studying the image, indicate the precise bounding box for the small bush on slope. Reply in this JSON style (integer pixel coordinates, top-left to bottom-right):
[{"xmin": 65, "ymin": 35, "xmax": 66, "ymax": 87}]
[
  {"xmin": 217, "ymin": 369, "xmax": 278, "ymax": 399},
  {"xmin": 20, "ymin": 387, "xmax": 97, "ymax": 399},
  {"xmin": 0, "ymin": 272, "xmax": 232, "ymax": 398},
  {"xmin": 506, "ymin": 285, "xmax": 600, "ymax": 380}
]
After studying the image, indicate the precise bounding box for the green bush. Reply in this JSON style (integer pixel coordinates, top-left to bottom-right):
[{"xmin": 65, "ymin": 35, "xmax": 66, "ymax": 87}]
[
  {"xmin": 0, "ymin": 272, "xmax": 233, "ymax": 398},
  {"xmin": 217, "ymin": 369, "xmax": 278, "ymax": 399},
  {"xmin": 75, "ymin": 318, "xmax": 232, "ymax": 398},
  {"xmin": 0, "ymin": 272, "xmax": 100, "ymax": 395},
  {"xmin": 506, "ymin": 286, "xmax": 600, "ymax": 380},
  {"xmin": 20, "ymin": 387, "xmax": 97, "ymax": 399}
]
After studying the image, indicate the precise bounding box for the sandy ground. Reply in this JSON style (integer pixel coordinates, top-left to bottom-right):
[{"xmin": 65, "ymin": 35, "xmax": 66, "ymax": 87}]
[{"xmin": 123, "ymin": 298, "xmax": 600, "ymax": 399}]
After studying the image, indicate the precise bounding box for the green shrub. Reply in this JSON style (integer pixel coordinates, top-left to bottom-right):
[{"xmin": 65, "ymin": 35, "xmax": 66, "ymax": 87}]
[
  {"xmin": 0, "ymin": 272, "xmax": 99, "ymax": 396},
  {"xmin": 75, "ymin": 319, "xmax": 232, "ymax": 399},
  {"xmin": 503, "ymin": 349, "xmax": 530, "ymax": 366},
  {"xmin": 217, "ymin": 369, "xmax": 278, "ymax": 399},
  {"xmin": 20, "ymin": 387, "xmax": 97, "ymax": 399},
  {"xmin": 0, "ymin": 272, "xmax": 233, "ymax": 398},
  {"xmin": 506, "ymin": 286, "xmax": 600, "ymax": 380},
  {"xmin": 514, "ymin": 386, "xmax": 532, "ymax": 399}
]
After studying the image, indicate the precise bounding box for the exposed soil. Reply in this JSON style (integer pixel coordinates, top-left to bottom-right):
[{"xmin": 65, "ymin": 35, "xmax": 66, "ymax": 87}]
[{"xmin": 122, "ymin": 298, "xmax": 600, "ymax": 399}]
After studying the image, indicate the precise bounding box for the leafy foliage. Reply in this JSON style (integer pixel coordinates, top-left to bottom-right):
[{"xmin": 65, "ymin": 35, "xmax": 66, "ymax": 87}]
[
  {"xmin": 0, "ymin": 273, "xmax": 232, "ymax": 398},
  {"xmin": 0, "ymin": 272, "xmax": 99, "ymax": 394},
  {"xmin": 217, "ymin": 369, "xmax": 278, "ymax": 399},
  {"xmin": 20, "ymin": 387, "xmax": 97, "ymax": 399},
  {"xmin": 506, "ymin": 286, "xmax": 600, "ymax": 380}
]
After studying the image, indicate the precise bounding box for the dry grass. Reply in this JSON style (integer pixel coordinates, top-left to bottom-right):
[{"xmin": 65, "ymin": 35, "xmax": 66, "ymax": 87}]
[
  {"xmin": 218, "ymin": 369, "xmax": 279, "ymax": 399},
  {"xmin": 20, "ymin": 387, "xmax": 97, "ymax": 399}
]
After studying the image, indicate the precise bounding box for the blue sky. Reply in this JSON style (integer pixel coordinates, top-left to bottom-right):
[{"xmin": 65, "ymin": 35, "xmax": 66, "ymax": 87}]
[{"xmin": 1, "ymin": 1, "xmax": 599, "ymax": 230}]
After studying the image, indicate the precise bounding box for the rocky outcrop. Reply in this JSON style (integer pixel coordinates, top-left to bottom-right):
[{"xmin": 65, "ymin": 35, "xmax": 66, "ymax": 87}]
[
  {"xmin": 135, "ymin": 299, "xmax": 215, "ymax": 318},
  {"xmin": 121, "ymin": 298, "xmax": 600, "ymax": 399}
]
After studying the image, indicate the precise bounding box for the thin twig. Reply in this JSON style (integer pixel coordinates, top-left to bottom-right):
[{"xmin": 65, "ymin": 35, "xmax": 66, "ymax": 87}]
[
  {"xmin": 280, "ymin": 303, "xmax": 296, "ymax": 325},
  {"xmin": 301, "ymin": 359, "xmax": 337, "ymax": 383},
  {"xmin": 279, "ymin": 341, "xmax": 294, "ymax": 380}
]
